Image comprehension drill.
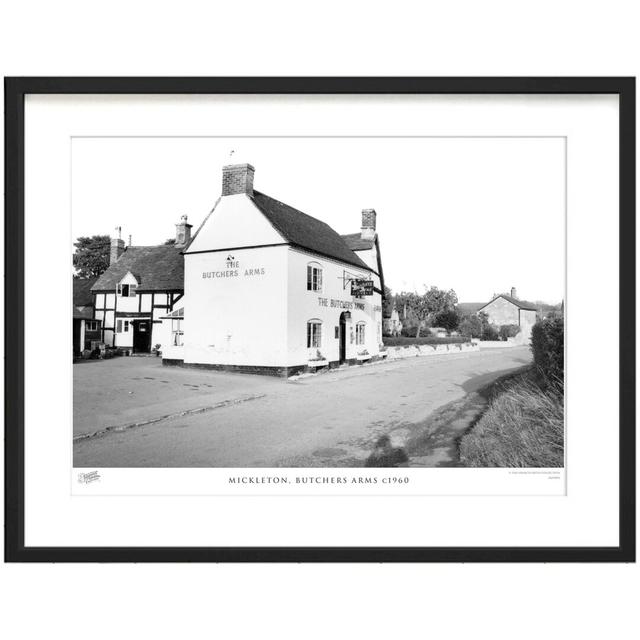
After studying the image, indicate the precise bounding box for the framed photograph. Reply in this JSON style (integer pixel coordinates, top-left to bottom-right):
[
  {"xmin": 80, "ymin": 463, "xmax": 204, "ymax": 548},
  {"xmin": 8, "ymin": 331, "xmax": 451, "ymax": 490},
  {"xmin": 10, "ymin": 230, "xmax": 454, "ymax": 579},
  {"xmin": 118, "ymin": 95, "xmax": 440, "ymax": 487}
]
[{"xmin": 4, "ymin": 77, "xmax": 635, "ymax": 562}]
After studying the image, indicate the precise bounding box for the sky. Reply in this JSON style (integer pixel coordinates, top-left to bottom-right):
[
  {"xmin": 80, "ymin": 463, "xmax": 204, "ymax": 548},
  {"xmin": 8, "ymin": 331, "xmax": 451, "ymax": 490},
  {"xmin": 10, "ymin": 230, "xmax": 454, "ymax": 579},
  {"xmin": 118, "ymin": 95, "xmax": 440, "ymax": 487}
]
[{"xmin": 71, "ymin": 136, "xmax": 565, "ymax": 303}]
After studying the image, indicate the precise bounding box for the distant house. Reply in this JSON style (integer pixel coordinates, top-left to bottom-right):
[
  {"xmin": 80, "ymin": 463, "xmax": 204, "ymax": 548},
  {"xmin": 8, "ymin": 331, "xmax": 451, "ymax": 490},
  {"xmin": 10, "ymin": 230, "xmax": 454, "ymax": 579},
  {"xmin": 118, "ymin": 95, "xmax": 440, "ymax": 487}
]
[
  {"xmin": 90, "ymin": 216, "xmax": 188, "ymax": 353},
  {"xmin": 476, "ymin": 287, "xmax": 538, "ymax": 342},
  {"xmin": 383, "ymin": 306, "xmax": 403, "ymax": 336},
  {"xmin": 73, "ymin": 278, "xmax": 101, "ymax": 356}
]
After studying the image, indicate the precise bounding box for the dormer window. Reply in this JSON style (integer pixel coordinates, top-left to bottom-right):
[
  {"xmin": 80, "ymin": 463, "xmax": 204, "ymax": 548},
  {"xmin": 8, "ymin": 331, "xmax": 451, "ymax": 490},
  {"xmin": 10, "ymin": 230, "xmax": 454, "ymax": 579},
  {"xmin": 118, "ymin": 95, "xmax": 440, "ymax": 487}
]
[
  {"xmin": 307, "ymin": 262, "xmax": 323, "ymax": 292},
  {"xmin": 117, "ymin": 283, "xmax": 137, "ymax": 297}
]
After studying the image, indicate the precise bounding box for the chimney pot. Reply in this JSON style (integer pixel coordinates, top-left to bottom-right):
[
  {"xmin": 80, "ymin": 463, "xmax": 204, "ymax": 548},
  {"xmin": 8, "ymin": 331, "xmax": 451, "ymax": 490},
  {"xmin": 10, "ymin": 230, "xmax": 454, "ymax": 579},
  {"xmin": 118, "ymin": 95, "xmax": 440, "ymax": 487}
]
[
  {"xmin": 361, "ymin": 208, "xmax": 377, "ymax": 240},
  {"xmin": 222, "ymin": 163, "xmax": 255, "ymax": 196},
  {"xmin": 110, "ymin": 237, "xmax": 125, "ymax": 265},
  {"xmin": 511, "ymin": 287, "xmax": 518, "ymax": 299}
]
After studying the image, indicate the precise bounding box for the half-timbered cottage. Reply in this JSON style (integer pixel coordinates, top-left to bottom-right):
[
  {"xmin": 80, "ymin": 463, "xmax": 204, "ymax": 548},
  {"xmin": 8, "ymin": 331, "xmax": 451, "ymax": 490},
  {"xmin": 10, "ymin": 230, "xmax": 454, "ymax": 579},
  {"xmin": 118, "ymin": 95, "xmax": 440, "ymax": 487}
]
[{"xmin": 90, "ymin": 217, "xmax": 189, "ymax": 353}]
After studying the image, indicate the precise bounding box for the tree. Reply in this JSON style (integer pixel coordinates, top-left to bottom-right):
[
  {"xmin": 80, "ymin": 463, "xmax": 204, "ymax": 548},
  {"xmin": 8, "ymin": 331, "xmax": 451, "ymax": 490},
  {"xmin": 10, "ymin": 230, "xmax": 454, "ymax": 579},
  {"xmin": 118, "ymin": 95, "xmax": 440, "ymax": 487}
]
[
  {"xmin": 435, "ymin": 308, "xmax": 460, "ymax": 333},
  {"xmin": 73, "ymin": 235, "xmax": 111, "ymax": 278},
  {"xmin": 164, "ymin": 238, "xmax": 176, "ymax": 245},
  {"xmin": 402, "ymin": 286, "xmax": 458, "ymax": 337},
  {"xmin": 459, "ymin": 314, "xmax": 483, "ymax": 338}
]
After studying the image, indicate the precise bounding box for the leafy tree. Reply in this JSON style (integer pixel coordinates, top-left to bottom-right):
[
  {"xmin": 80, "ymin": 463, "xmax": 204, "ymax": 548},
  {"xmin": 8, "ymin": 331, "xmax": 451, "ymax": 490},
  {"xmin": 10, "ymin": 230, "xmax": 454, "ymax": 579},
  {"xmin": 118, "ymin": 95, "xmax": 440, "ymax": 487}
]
[
  {"xmin": 459, "ymin": 314, "xmax": 483, "ymax": 338},
  {"xmin": 73, "ymin": 235, "xmax": 111, "ymax": 278},
  {"xmin": 402, "ymin": 286, "xmax": 458, "ymax": 337},
  {"xmin": 435, "ymin": 308, "xmax": 460, "ymax": 333},
  {"xmin": 164, "ymin": 238, "xmax": 177, "ymax": 245}
]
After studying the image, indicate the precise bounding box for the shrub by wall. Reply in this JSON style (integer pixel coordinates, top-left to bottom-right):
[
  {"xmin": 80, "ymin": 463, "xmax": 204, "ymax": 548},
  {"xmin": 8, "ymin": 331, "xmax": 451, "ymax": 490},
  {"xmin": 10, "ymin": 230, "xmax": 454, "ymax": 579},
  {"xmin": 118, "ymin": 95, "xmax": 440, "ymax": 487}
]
[
  {"xmin": 383, "ymin": 336, "xmax": 470, "ymax": 347},
  {"xmin": 531, "ymin": 317, "xmax": 564, "ymax": 386},
  {"xmin": 499, "ymin": 324, "xmax": 520, "ymax": 341}
]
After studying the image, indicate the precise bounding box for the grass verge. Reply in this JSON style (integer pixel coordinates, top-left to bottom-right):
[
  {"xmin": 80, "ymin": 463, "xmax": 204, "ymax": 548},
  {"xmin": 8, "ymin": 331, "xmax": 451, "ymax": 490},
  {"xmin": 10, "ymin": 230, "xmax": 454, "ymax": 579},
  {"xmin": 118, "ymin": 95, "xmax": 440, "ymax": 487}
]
[{"xmin": 458, "ymin": 369, "xmax": 564, "ymax": 467}]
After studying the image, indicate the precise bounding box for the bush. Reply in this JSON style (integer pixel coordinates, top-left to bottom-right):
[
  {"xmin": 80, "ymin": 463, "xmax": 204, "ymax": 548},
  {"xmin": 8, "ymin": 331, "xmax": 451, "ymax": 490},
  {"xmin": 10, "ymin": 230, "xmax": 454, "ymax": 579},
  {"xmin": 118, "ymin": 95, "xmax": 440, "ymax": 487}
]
[
  {"xmin": 435, "ymin": 309, "xmax": 460, "ymax": 332},
  {"xmin": 459, "ymin": 374, "xmax": 564, "ymax": 467},
  {"xmin": 400, "ymin": 324, "xmax": 417, "ymax": 337},
  {"xmin": 459, "ymin": 315, "xmax": 483, "ymax": 338},
  {"xmin": 481, "ymin": 324, "xmax": 500, "ymax": 341},
  {"xmin": 531, "ymin": 317, "xmax": 564, "ymax": 386},
  {"xmin": 499, "ymin": 324, "xmax": 520, "ymax": 341}
]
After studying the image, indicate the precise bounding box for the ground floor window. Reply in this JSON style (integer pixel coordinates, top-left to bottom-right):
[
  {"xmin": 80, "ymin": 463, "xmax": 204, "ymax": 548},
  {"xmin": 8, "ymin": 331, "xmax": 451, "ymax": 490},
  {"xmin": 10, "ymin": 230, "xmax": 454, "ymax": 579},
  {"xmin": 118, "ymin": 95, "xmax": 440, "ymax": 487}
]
[
  {"xmin": 307, "ymin": 320, "xmax": 322, "ymax": 348},
  {"xmin": 356, "ymin": 322, "xmax": 366, "ymax": 345},
  {"xmin": 86, "ymin": 320, "xmax": 99, "ymax": 332},
  {"xmin": 172, "ymin": 318, "xmax": 184, "ymax": 346},
  {"xmin": 116, "ymin": 319, "xmax": 130, "ymax": 333}
]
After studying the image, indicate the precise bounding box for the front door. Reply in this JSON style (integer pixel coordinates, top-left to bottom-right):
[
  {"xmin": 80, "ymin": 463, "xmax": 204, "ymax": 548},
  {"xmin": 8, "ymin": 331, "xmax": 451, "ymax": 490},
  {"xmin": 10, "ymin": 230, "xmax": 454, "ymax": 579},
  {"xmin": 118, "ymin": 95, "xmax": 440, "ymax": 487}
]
[
  {"xmin": 339, "ymin": 313, "xmax": 347, "ymax": 363},
  {"xmin": 133, "ymin": 320, "xmax": 151, "ymax": 353}
]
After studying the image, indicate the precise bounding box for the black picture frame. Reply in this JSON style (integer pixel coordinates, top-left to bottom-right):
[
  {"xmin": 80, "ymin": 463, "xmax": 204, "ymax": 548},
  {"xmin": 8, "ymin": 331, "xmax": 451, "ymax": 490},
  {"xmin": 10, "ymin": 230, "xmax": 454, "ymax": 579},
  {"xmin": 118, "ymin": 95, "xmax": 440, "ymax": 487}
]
[{"xmin": 4, "ymin": 77, "xmax": 636, "ymax": 563}]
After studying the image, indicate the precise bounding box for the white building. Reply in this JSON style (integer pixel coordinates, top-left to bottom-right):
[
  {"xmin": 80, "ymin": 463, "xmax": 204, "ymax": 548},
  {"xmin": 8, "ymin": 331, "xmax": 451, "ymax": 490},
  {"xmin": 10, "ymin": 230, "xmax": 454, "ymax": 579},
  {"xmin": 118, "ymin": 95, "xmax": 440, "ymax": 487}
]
[{"xmin": 160, "ymin": 163, "xmax": 386, "ymax": 377}]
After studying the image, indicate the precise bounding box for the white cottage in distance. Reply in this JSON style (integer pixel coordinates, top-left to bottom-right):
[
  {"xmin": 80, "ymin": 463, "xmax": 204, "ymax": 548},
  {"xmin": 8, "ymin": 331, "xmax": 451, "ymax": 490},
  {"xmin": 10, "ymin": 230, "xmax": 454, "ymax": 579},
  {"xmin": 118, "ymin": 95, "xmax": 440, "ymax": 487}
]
[{"xmin": 161, "ymin": 162, "xmax": 386, "ymax": 377}]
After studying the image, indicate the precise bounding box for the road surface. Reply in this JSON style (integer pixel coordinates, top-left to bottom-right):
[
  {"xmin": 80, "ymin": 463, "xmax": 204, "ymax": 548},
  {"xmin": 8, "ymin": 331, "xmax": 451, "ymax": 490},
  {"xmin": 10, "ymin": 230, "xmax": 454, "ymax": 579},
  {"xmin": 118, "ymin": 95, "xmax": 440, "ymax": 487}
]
[{"xmin": 74, "ymin": 347, "xmax": 531, "ymax": 467}]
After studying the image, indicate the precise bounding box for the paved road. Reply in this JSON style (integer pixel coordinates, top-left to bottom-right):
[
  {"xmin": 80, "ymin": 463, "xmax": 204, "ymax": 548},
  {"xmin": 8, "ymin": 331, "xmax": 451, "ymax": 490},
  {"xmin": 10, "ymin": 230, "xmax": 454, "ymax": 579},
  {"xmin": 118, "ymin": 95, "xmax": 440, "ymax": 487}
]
[{"xmin": 74, "ymin": 348, "xmax": 532, "ymax": 467}]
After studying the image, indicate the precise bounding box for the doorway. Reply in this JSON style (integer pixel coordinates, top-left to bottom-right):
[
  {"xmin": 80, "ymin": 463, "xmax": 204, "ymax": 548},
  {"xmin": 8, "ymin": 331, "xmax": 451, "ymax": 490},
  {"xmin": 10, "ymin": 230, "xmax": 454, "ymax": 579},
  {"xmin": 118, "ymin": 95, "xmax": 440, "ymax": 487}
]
[
  {"xmin": 133, "ymin": 319, "xmax": 151, "ymax": 353},
  {"xmin": 339, "ymin": 312, "xmax": 348, "ymax": 363}
]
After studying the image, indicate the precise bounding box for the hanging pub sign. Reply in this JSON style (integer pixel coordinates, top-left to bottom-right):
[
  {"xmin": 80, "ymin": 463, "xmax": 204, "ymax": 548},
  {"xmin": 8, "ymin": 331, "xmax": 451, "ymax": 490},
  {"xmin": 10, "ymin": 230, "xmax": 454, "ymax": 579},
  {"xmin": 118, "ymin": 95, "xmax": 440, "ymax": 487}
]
[{"xmin": 351, "ymin": 279, "xmax": 374, "ymax": 297}]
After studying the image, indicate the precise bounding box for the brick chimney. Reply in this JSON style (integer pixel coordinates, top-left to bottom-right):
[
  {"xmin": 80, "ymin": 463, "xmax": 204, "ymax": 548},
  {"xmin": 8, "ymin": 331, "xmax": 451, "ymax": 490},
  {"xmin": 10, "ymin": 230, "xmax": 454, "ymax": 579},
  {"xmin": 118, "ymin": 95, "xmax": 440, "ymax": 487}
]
[
  {"xmin": 510, "ymin": 287, "xmax": 518, "ymax": 299},
  {"xmin": 175, "ymin": 214, "xmax": 192, "ymax": 246},
  {"xmin": 361, "ymin": 208, "xmax": 377, "ymax": 241},
  {"xmin": 110, "ymin": 237, "xmax": 125, "ymax": 264},
  {"xmin": 222, "ymin": 163, "xmax": 254, "ymax": 196}
]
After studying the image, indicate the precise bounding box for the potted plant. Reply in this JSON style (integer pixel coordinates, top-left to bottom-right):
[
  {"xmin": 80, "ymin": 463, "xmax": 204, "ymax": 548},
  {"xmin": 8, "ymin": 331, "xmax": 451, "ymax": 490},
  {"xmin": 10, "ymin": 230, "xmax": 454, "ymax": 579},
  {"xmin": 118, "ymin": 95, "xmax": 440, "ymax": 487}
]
[{"xmin": 356, "ymin": 349, "xmax": 371, "ymax": 362}]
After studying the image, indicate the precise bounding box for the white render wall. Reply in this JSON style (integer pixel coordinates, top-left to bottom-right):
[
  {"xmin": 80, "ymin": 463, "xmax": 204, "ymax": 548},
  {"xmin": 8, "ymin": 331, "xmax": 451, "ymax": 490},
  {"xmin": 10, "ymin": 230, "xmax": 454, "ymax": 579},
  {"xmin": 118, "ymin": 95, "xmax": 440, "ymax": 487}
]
[
  {"xmin": 183, "ymin": 245, "xmax": 289, "ymax": 366},
  {"xmin": 286, "ymin": 247, "xmax": 382, "ymax": 366},
  {"xmin": 187, "ymin": 193, "xmax": 284, "ymax": 253},
  {"xmin": 181, "ymin": 245, "xmax": 382, "ymax": 369}
]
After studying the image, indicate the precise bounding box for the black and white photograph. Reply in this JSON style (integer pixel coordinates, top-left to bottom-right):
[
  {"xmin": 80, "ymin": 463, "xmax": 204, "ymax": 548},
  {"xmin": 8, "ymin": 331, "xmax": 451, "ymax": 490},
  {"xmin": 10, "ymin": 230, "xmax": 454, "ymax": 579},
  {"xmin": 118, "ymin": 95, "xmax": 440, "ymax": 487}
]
[
  {"xmin": 72, "ymin": 136, "xmax": 565, "ymax": 471},
  {"xmin": 6, "ymin": 77, "xmax": 632, "ymax": 565}
]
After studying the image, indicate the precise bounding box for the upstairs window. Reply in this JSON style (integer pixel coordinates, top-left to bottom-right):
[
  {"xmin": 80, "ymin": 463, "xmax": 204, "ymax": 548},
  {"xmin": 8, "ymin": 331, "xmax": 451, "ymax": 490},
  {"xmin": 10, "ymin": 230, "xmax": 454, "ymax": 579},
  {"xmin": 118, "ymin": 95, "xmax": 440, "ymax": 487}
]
[
  {"xmin": 307, "ymin": 320, "xmax": 322, "ymax": 348},
  {"xmin": 356, "ymin": 322, "xmax": 366, "ymax": 345},
  {"xmin": 117, "ymin": 283, "xmax": 137, "ymax": 297},
  {"xmin": 307, "ymin": 263, "xmax": 323, "ymax": 292}
]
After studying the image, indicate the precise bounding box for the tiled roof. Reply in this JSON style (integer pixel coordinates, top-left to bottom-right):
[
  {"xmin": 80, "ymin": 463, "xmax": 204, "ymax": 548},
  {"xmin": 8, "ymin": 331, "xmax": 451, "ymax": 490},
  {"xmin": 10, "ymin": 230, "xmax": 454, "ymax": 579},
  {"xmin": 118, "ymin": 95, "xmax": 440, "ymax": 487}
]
[
  {"xmin": 341, "ymin": 233, "xmax": 375, "ymax": 251},
  {"xmin": 73, "ymin": 306, "xmax": 94, "ymax": 320},
  {"xmin": 73, "ymin": 278, "xmax": 97, "ymax": 306},
  {"xmin": 91, "ymin": 245, "xmax": 184, "ymax": 292},
  {"xmin": 479, "ymin": 294, "xmax": 538, "ymax": 312},
  {"xmin": 250, "ymin": 191, "xmax": 371, "ymax": 271}
]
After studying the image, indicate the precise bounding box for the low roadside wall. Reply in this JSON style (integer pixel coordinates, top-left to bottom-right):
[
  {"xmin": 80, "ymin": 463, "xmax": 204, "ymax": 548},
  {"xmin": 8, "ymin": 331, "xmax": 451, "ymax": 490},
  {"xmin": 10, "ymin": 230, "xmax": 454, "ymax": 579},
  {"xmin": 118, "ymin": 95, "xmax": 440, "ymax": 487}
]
[
  {"xmin": 478, "ymin": 339, "xmax": 525, "ymax": 349},
  {"xmin": 385, "ymin": 341, "xmax": 479, "ymax": 360}
]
